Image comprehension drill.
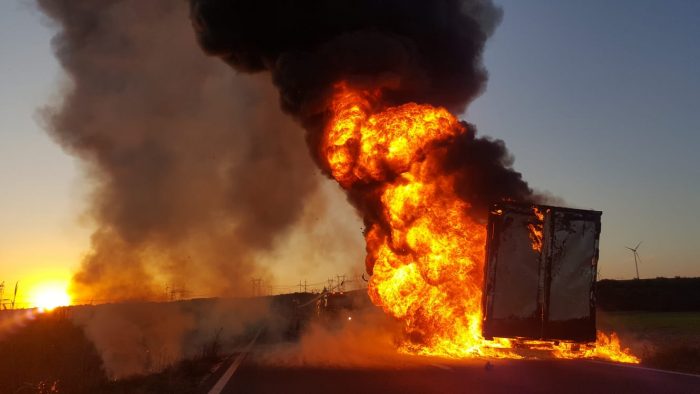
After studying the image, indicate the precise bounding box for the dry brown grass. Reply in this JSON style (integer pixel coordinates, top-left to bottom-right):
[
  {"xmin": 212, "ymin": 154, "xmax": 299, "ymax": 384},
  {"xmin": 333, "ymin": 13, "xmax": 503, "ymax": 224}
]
[
  {"xmin": 0, "ymin": 308, "xmax": 105, "ymax": 393},
  {"xmin": 0, "ymin": 306, "xmax": 232, "ymax": 393}
]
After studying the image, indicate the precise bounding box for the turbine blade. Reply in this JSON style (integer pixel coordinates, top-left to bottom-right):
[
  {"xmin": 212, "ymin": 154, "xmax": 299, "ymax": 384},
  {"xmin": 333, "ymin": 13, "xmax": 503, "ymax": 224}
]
[
  {"xmin": 625, "ymin": 247, "xmax": 635, "ymax": 251},
  {"xmin": 635, "ymin": 241, "xmax": 642, "ymax": 250}
]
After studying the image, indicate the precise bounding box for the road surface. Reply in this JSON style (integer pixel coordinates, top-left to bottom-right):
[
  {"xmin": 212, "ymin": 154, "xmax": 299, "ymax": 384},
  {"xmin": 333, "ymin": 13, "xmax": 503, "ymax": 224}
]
[{"xmin": 205, "ymin": 348, "xmax": 700, "ymax": 393}]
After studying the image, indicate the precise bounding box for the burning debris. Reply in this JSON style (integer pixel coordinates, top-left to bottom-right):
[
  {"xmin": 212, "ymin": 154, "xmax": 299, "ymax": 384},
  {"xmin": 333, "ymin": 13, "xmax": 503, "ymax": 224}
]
[{"xmin": 189, "ymin": 0, "xmax": 638, "ymax": 363}]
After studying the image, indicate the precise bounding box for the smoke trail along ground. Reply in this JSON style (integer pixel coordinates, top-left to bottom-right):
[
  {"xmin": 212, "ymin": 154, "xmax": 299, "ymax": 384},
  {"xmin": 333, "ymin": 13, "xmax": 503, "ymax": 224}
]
[{"xmin": 35, "ymin": 0, "xmax": 352, "ymax": 301}]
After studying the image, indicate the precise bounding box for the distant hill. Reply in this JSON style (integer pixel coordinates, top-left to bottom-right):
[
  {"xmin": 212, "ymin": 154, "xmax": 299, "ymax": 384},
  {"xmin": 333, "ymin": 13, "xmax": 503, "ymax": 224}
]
[{"xmin": 597, "ymin": 277, "xmax": 700, "ymax": 311}]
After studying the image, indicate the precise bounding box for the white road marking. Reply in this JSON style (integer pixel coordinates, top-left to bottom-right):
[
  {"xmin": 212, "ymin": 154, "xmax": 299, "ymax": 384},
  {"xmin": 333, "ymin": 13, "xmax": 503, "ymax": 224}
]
[
  {"xmin": 208, "ymin": 329, "xmax": 262, "ymax": 394},
  {"xmin": 586, "ymin": 360, "xmax": 700, "ymax": 379}
]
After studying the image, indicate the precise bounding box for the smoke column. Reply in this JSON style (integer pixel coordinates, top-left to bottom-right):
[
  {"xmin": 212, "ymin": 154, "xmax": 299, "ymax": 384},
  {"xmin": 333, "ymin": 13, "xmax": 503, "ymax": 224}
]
[
  {"xmin": 189, "ymin": 0, "xmax": 535, "ymax": 274},
  {"xmin": 36, "ymin": 0, "xmax": 335, "ymax": 301}
]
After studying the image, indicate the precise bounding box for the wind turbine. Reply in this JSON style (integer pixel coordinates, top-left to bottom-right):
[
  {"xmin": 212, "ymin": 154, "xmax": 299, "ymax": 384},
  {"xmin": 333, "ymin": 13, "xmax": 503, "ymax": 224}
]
[{"xmin": 626, "ymin": 242, "xmax": 642, "ymax": 280}]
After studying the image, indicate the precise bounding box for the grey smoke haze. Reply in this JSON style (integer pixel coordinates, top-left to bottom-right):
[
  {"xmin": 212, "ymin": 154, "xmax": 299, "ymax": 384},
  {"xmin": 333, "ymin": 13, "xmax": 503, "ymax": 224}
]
[
  {"xmin": 36, "ymin": 0, "xmax": 360, "ymax": 301},
  {"xmin": 256, "ymin": 304, "xmax": 405, "ymax": 368},
  {"xmin": 70, "ymin": 297, "xmax": 274, "ymax": 378}
]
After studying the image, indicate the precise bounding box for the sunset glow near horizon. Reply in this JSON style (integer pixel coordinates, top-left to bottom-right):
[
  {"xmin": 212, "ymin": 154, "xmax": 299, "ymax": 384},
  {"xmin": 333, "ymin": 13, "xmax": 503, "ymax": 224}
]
[
  {"xmin": 0, "ymin": 1, "xmax": 699, "ymax": 301},
  {"xmin": 29, "ymin": 280, "xmax": 71, "ymax": 311}
]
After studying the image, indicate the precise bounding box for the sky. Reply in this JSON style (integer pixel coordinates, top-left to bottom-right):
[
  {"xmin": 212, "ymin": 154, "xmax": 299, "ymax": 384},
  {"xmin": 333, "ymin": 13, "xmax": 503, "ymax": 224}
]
[
  {"xmin": 0, "ymin": 0, "xmax": 698, "ymax": 305},
  {"xmin": 0, "ymin": 0, "xmax": 89, "ymax": 306},
  {"xmin": 468, "ymin": 0, "xmax": 700, "ymax": 279}
]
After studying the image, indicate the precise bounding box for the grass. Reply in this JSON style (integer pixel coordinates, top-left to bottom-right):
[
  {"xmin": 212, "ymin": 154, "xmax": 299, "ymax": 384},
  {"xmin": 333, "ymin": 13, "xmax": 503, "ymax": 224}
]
[
  {"xmin": 98, "ymin": 356, "xmax": 223, "ymax": 394},
  {"xmin": 0, "ymin": 308, "xmax": 224, "ymax": 393},
  {"xmin": 597, "ymin": 311, "xmax": 700, "ymax": 374},
  {"xmin": 0, "ymin": 309, "xmax": 106, "ymax": 393}
]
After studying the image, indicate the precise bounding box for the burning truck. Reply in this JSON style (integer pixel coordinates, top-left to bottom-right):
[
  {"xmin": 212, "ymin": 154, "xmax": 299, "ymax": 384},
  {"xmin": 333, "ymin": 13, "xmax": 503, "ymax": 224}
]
[
  {"xmin": 190, "ymin": 0, "xmax": 638, "ymax": 363},
  {"xmin": 482, "ymin": 203, "xmax": 600, "ymax": 343}
]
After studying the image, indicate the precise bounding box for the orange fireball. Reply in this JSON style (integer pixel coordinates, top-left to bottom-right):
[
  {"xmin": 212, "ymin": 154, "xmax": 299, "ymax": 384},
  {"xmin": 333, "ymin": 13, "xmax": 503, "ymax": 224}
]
[{"xmin": 322, "ymin": 83, "xmax": 638, "ymax": 363}]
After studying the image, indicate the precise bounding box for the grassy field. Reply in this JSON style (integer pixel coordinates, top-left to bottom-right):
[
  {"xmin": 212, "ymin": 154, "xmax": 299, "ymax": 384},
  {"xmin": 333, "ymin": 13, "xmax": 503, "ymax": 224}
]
[{"xmin": 598, "ymin": 311, "xmax": 700, "ymax": 373}]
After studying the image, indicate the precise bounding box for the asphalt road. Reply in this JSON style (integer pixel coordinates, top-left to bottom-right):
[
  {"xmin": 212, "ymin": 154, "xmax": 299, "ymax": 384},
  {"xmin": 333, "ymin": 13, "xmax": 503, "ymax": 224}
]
[{"xmin": 209, "ymin": 352, "xmax": 700, "ymax": 394}]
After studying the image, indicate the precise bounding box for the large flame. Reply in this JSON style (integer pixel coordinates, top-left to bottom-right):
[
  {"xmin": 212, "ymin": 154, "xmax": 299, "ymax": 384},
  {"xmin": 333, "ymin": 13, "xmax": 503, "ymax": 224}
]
[
  {"xmin": 527, "ymin": 207, "xmax": 545, "ymax": 253},
  {"xmin": 322, "ymin": 83, "xmax": 638, "ymax": 363},
  {"xmin": 553, "ymin": 332, "xmax": 640, "ymax": 364}
]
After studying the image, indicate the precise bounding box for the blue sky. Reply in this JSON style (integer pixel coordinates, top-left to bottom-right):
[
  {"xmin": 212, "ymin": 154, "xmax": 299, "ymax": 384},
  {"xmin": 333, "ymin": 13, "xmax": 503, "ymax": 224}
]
[
  {"xmin": 469, "ymin": 0, "xmax": 700, "ymax": 278},
  {"xmin": 0, "ymin": 0, "xmax": 698, "ymax": 294}
]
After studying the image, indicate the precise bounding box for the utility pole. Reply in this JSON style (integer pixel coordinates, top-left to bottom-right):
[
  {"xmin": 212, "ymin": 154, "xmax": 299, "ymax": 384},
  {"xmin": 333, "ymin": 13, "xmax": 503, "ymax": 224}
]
[
  {"xmin": 11, "ymin": 282, "xmax": 18, "ymax": 310},
  {"xmin": 181, "ymin": 285, "xmax": 189, "ymax": 300},
  {"xmin": 336, "ymin": 275, "xmax": 346, "ymax": 292},
  {"xmin": 304, "ymin": 280, "xmax": 307, "ymax": 293},
  {"xmin": 165, "ymin": 283, "xmax": 188, "ymax": 301},
  {"xmin": 251, "ymin": 278, "xmax": 262, "ymax": 297}
]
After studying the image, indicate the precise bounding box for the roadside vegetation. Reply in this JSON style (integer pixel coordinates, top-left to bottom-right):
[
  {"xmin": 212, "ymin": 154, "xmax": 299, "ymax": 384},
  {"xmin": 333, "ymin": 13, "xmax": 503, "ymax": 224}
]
[
  {"xmin": 0, "ymin": 309, "xmax": 105, "ymax": 393},
  {"xmin": 597, "ymin": 277, "xmax": 700, "ymax": 374},
  {"xmin": 0, "ymin": 309, "xmax": 223, "ymax": 394},
  {"xmin": 598, "ymin": 311, "xmax": 700, "ymax": 374}
]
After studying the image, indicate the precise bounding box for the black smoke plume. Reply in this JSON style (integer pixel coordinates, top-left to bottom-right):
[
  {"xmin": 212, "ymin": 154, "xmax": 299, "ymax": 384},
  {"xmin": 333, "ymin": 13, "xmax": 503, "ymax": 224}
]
[
  {"xmin": 190, "ymin": 1, "xmax": 504, "ymax": 154},
  {"xmin": 190, "ymin": 0, "xmax": 536, "ymax": 271},
  {"xmin": 191, "ymin": 0, "xmax": 502, "ymax": 108}
]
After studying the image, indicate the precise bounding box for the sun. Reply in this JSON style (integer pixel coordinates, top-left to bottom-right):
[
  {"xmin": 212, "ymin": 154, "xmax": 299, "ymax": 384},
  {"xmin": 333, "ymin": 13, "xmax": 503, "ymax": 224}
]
[{"xmin": 30, "ymin": 282, "xmax": 71, "ymax": 311}]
